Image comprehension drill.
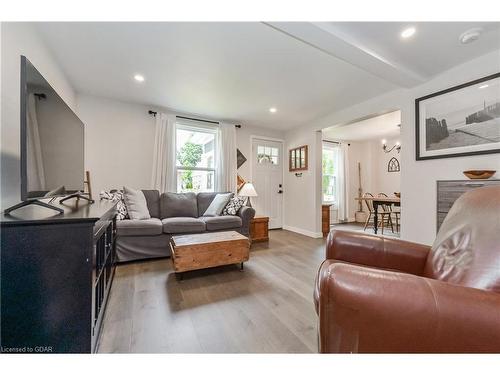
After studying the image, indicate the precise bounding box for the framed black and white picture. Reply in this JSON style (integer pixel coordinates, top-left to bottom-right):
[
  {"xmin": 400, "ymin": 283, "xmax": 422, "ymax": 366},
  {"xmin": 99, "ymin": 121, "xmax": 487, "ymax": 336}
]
[{"xmin": 415, "ymin": 72, "xmax": 500, "ymax": 160}]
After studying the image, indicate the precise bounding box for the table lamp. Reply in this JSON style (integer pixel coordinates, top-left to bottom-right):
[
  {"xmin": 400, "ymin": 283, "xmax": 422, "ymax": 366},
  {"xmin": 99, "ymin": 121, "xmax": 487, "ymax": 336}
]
[{"xmin": 239, "ymin": 182, "xmax": 258, "ymax": 207}]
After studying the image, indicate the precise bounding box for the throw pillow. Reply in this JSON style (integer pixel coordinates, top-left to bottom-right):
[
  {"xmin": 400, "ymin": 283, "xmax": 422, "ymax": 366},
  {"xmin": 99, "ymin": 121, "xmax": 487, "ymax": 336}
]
[
  {"xmin": 203, "ymin": 193, "xmax": 233, "ymax": 216},
  {"xmin": 122, "ymin": 186, "xmax": 151, "ymax": 220},
  {"xmin": 99, "ymin": 190, "xmax": 128, "ymax": 220},
  {"xmin": 222, "ymin": 196, "xmax": 246, "ymax": 216}
]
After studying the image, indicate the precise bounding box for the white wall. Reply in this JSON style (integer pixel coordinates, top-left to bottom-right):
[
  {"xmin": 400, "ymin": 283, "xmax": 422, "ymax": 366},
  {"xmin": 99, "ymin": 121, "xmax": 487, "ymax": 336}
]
[
  {"xmin": 76, "ymin": 93, "xmax": 285, "ymax": 196},
  {"xmin": 371, "ymin": 135, "xmax": 401, "ymax": 196},
  {"xmin": 1, "ymin": 22, "xmax": 76, "ymax": 210},
  {"xmin": 283, "ymin": 128, "xmax": 323, "ymax": 237},
  {"xmin": 285, "ymin": 50, "xmax": 500, "ymax": 245},
  {"xmin": 76, "ymin": 94, "xmax": 157, "ymax": 194},
  {"xmin": 345, "ymin": 140, "xmax": 373, "ymax": 220}
]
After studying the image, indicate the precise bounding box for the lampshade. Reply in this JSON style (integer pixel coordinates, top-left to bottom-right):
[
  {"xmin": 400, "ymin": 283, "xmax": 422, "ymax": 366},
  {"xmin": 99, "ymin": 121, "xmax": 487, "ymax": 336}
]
[{"xmin": 239, "ymin": 182, "xmax": 258, "ymax": 197}]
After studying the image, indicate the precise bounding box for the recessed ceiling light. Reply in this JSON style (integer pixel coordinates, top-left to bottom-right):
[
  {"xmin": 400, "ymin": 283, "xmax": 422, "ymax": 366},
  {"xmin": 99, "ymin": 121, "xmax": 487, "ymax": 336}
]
[
  {"xmin": 400, "ymin": 27, "xmax": 416, "ymax": 39},
  {"xmin": 269, "ymin": 107, "xmax": 277, "ymax": 113},
  {"xmin": 134, "ymin": 74, "xmax": 145, "ymax": 82},
  {"xmin": 459, "ymin": 28, "xmax": 483, "ymax": 44},
  {"xmin": 479, "ymin": 84, "xmax": 489, "ymax": 89}
]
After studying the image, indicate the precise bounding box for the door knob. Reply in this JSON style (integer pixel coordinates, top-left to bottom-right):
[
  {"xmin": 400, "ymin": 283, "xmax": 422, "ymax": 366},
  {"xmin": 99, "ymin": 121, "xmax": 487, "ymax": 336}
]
[{"xmin": 278, "ymin": 190, "xmax": 283, "ymax": 194}]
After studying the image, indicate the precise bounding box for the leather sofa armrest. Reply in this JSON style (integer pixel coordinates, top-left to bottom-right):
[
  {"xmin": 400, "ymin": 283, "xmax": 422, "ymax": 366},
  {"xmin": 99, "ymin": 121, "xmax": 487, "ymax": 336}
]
[
  {"xmin": 238, "ymin": 206, "xmax": 255, "ymax": 236},
  {"xmin": 326, "ymin": 230, "xmax": 430, "ymax": 276},
  {"xmin": 318, "ymin": 261, "xmax": 500, "ymax": 353}
]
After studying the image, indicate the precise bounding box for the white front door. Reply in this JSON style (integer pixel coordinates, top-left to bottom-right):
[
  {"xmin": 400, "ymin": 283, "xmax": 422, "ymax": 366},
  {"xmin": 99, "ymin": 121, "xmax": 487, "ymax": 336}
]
[{"xmin": 251, "ymin": 138, "xmax": 283, "ymax": 229}]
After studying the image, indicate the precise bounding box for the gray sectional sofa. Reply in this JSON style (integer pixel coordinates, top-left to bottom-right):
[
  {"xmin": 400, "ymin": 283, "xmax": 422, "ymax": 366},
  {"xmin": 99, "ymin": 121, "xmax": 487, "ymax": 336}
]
[{"xmin": 116, "ymin": 191, "xmax": 255, "ymax": 262}]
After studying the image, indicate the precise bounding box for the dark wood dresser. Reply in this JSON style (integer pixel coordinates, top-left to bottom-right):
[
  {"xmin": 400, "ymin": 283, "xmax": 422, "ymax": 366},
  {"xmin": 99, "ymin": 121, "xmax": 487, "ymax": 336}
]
[
  {"xmin": 1, "ymin": 199, "xmax": 117, "ymax": 353},
  {"xmin": 437, "ymin": 179, "xmax": 500, "ymax": 232},
  {"xmin": 322, "ymin": 204, "xmax": 332, "ymax": 237}
]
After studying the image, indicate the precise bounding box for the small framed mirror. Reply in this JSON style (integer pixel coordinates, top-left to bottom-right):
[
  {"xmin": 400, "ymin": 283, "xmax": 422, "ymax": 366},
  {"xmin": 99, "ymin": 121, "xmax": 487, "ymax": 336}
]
[{"xmin": 289, "ymin": 145, "xmax": 308, "ymax": 172}]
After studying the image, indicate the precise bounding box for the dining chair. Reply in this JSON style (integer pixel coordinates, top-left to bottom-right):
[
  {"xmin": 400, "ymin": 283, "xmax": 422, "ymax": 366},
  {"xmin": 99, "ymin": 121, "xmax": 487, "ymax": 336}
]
[
  {"xmin": 362, "ymin": 193, "xmax": 393, "ymax": 234},
  {"xmin": 377, "ymin": 193, "xmax": 395, "ymax": 233}
]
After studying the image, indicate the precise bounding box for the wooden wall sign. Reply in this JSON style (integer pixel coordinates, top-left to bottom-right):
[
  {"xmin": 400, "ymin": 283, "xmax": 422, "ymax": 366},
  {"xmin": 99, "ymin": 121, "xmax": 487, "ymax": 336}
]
[
  {"xmin": 388, "ymin": 157, "xmax": 400, "ymax": 172},
  {"xmin": 289, "ymin": 145, "xmax": 308, "ymax": 172}
]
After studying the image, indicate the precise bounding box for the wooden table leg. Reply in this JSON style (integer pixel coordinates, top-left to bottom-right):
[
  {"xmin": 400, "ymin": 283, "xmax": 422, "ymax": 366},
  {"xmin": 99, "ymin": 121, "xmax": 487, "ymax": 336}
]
[{"xmin": 373, "ymin": 201, "xmax": 379, "ymax": 234}]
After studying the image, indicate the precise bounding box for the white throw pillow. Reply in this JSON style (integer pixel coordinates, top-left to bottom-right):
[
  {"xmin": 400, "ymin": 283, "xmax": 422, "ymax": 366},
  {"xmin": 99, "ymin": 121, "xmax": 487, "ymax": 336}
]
[
  {"xmin": 204, "ymin": 193, "xmax": 233, "ymax": 216},
  {"xmin": 122, "ymin": 186, "xmax": 151, "ymax": 220}
]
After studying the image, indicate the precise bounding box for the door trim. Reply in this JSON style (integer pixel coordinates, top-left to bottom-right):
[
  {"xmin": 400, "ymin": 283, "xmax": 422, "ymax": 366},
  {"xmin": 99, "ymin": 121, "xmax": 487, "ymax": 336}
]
[{"xmin": 249, "ymin": 136, "xmax": 285, "ymax": 229}]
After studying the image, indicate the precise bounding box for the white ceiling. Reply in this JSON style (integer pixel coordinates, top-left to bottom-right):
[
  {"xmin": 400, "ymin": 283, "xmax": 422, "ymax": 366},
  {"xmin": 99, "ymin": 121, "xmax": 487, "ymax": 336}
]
[
  {"xmin": 322, "ymin": 110, "xmax": 401, "ymax": 141},
  {"xmin": 317, "ymin": 22, "xmax": 500, "ymax": 80},
  {"xmin": 35, "ymin": 22, "xmax": 500, "ymax": 130}
]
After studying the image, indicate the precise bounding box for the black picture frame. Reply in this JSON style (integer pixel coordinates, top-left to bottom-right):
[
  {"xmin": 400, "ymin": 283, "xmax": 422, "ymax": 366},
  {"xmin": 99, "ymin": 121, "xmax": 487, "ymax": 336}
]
[
  {"xmin": 415, "ymin": 72, "xmax": 500, "ymax": 161},
  {"xmin": 236, "ymin": 148, "xmax": 247, "ymax": 169}
]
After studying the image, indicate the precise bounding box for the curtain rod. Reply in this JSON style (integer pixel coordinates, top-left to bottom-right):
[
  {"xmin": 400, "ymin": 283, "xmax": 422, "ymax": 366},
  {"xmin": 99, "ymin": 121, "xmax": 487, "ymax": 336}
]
[
  {"xmin": 177, "ymin": 115, "xmax": 219, "ymax": 124},
  {"xmin": 148, "ymin": 110, "xmax": 241, "ymax": 128}
]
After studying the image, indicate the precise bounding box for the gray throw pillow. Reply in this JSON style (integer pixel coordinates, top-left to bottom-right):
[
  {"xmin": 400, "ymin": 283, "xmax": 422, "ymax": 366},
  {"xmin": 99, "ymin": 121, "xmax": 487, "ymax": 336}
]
[
  {"xmin": 122, "ymin": 186, "xmax": 151, "ymax": 220},
  {"xmin": 203, "ymin": 193, "xmax": 233, "ymax": 216}
]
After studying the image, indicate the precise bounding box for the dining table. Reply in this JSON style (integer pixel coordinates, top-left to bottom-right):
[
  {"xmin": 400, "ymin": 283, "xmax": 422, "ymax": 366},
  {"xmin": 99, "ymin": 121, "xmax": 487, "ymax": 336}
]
[{"xmin": 354, "ymin": 196, "xmax": 401, "ymax": 234}]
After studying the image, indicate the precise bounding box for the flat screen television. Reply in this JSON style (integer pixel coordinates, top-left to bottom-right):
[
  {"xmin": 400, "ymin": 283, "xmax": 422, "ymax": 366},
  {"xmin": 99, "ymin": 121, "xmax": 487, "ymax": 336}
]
[{"xmin": 20, "ymin": 55, "xmax": 85, "ymax": 202}]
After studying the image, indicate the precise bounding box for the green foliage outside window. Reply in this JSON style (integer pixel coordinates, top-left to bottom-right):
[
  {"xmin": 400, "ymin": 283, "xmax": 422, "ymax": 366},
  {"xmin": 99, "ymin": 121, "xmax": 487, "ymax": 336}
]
[{"xmin": 177, "ymin": 142, "xmax": 203, "ymax": 189}]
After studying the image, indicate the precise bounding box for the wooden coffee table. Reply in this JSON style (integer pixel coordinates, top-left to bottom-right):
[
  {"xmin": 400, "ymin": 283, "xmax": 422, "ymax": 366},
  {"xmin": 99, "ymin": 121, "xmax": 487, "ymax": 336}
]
[{"xmin": 170, "ymin": 231, "xmax": 250, "ymax": 278}]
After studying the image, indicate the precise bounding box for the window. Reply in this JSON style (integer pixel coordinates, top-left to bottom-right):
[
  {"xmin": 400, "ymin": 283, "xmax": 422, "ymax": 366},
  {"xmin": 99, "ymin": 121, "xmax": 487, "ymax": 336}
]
[
  {"xmin": 176, "ymin": 123, "xmax": 217, "ymax": 193},
  {"xmin": 257, "ymin": 145, "xmax": 279, "ymax": 165},
  {"xmin": 322, "ymin": 143, "xmax": 338, "ymax": 203}
]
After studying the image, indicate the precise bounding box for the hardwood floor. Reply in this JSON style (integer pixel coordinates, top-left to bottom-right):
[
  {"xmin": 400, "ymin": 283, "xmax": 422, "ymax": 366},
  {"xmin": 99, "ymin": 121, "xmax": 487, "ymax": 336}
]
[
  {"xmin": 331, "ymin": 221, "xmax": 400, "ymax": 238},
  {"xmin": 97, "ymin": 229, "xmax": 325, "ymax": 353}
]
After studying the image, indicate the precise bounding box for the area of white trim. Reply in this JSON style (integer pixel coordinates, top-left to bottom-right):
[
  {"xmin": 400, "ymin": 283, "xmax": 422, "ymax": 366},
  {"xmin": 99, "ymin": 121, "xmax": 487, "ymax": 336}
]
[{"xmin": 282, "ymin": 225, "xmax": 323, "ymax": 238}]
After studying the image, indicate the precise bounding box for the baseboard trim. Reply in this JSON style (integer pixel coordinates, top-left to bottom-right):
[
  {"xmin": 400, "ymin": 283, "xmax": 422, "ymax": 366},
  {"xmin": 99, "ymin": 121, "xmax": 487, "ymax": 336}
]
[{"xmin": 282, "ymin": 225, "xmax": 323, "ymax": 238}]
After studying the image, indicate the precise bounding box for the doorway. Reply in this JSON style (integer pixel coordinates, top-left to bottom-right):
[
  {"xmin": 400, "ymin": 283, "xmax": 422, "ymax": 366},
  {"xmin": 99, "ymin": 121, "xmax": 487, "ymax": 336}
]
[{"xmin": 251, "ymin": 138, "xmax": 284, "ymax": 229}]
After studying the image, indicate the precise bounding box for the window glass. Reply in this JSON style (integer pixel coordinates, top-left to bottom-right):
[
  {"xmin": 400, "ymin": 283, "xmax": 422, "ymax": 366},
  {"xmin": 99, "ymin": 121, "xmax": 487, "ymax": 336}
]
[
  {"xmin": 176, "ymin": 125, "xmax": 217, "ymax": 193},
  {"xmin": 176, "ymin": 128, "xmax": 215, "ymax": 169},
  {"xmin": 257, "ymin": 145, "xmax": 279, "ymax": 165},
  {"xmin": 322, "ymin": 145, "xmax": 338, "ymax": 203},
  {"xmin": 176, "ymin": 170, "xmax": 215, "ymax": 193}
]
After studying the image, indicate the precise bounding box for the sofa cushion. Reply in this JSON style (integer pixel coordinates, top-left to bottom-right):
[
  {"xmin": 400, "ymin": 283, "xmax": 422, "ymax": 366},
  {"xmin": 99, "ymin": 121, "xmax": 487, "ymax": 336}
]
[
  {"xmin": 162, "ymin": 217, "xmax": 206, "ymax": 234},
  {"xmin": 200, "ymin": 215, "xmax": 242, "ymax": 231},
  {"xmin": 117, "ymin": 218, "xmax": 163, "ymax": 236},
  {"xmin": 161, "ymin": 192, "xmax": 198, "ymax": 218},
  {"xmin": 142, "ymin": 190, "xmax": 161, "ymax": 218}
]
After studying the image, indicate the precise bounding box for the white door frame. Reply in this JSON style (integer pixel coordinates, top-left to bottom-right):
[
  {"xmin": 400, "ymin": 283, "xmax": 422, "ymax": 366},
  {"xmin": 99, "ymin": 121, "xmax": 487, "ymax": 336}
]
[{"xmin": 249, "ymin": 135, "xmax": 285, "ymax": 228}]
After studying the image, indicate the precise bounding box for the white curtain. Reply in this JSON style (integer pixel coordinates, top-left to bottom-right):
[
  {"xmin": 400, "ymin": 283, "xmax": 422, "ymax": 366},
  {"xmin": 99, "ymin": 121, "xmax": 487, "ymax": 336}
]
[
  {"xmin": 151, "ymin": 112, "xmax": 177, "ymax": 193},
  {"xmin": 336, "ymin": 142, "xmax": 350, "ymax": 222},
  {"xmin": 216, "ymin": 122, "xmax": 237, "ymax": 193},
  {"xmin": 26, "ymin": 93, "xmax": 46, "ymax": 191}
]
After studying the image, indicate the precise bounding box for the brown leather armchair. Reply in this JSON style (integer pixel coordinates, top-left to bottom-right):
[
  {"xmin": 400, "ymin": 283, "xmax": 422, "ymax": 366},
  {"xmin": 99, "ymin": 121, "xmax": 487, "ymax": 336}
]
[{"xmin": 314, "ymin": 185, "xmax": 500, "ymax": 353}]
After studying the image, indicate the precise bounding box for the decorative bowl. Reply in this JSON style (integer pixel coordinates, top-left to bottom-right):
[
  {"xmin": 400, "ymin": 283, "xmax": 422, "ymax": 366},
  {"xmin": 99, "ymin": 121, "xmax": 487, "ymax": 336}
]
[{"xmin": 463, "ymin": 170, "xmax": 496, "ymax": 179}]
